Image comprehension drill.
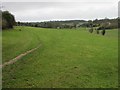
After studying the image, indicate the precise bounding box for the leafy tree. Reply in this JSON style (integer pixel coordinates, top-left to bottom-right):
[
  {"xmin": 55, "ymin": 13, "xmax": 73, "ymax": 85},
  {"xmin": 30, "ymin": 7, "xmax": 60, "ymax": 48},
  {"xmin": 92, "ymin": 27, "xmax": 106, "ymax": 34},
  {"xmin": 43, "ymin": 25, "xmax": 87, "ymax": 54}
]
[
  {"xmin": 2, "ymin": 18, "xmax": 7, "ymax": 29},
  {"xmin": 2, "ymin": 11, "xmax": 16, "ymax": 29},
  {"xmin": 88, "ymin": 20, "xmax": 93, "ymax": 27}
]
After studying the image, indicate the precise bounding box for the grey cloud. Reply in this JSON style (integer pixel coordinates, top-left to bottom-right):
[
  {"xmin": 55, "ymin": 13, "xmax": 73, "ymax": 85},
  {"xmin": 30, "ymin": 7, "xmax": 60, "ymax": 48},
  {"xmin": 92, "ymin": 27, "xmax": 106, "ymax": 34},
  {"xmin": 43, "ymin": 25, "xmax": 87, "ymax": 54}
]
[{"xmin": 2, "ymin": 2, "xmax": 118, "ymax": 22}]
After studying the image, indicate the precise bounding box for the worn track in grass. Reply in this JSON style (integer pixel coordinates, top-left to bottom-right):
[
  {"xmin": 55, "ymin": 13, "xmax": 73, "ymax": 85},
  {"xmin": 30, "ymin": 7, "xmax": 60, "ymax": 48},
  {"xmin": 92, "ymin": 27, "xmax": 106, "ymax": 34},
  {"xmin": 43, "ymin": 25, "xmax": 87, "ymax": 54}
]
[{"xmin": 0, "ymin": 44, "xmax": 41, "ymax": 68}]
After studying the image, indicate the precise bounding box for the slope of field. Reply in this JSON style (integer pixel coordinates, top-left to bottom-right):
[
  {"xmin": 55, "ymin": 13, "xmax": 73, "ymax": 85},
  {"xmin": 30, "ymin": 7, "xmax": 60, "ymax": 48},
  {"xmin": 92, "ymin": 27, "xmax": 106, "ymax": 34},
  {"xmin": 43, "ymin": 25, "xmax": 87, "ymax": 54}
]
[
  {"xmin": 2, "ymin": 26, "xmax": 118, "ymax": 88},
  {"xmin": 2, "ymin": 27, "xmax": 40, "ymax": 63}
]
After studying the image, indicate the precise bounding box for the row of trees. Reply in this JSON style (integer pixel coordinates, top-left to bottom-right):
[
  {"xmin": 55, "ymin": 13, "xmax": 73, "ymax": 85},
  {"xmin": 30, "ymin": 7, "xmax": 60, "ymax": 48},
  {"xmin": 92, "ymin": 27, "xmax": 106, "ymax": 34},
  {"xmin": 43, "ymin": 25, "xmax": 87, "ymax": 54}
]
[
  {"xmin": 17, "ymin": 18, "xmax": 118, "ymax": 30},
  {"xmin": 86, "ymin": 18, "xmax": 118, "ymax": 30},
  {"xmin": 89, "ymin": 28, "xmax": 106, "ymax": 35},
  {"xmin": 17, "ymin": 20, "xmax": 86, "ymax": 29},
  {"xmin": 1, "ymin": 11, "xmax": 16, "ymax": 29},
  {"xmin": 88, "ymin": 20, "xmax": 106, "ymax": 35}
]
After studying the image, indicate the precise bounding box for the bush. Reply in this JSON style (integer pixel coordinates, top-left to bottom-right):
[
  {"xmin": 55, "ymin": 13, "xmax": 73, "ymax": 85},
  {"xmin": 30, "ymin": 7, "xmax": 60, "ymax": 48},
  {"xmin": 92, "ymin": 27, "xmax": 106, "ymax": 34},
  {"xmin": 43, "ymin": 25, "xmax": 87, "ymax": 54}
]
[
  {"xmin": 89, "ymin": 28, "xmax": 93, "ymax": 33},
  {"xmin": 101, "ymin": 29, "xmax": 106, "ymax": 35},
  {"xmin": 96, "ymin": 29, "xmax": 99, "ymax": 34}
]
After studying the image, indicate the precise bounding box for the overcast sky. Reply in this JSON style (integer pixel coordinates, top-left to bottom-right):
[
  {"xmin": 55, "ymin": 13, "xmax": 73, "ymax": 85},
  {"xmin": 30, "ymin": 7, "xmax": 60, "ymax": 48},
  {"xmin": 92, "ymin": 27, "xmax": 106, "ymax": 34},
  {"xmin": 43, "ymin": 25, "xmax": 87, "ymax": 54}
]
[{"xmin": 1, "ymin": 0, "xmax": 119, "ymax": 22}]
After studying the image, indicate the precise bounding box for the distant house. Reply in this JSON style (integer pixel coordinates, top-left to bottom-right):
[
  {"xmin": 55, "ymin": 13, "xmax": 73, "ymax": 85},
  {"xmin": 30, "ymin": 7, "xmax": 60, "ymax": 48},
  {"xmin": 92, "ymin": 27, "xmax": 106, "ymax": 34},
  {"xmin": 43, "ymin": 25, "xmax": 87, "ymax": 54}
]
[{"xmin": 57, "ymin": 27, "xmax": 60, "ymax": 29}]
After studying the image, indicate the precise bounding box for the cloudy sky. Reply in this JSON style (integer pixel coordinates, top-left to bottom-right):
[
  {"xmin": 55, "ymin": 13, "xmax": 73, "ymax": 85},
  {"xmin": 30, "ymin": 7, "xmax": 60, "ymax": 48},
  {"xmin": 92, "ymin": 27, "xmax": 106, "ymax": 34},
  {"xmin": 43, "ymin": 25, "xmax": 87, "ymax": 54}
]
[{"xmin": 1, "ymin": 0, "xmax": 119, "ymax": 22}]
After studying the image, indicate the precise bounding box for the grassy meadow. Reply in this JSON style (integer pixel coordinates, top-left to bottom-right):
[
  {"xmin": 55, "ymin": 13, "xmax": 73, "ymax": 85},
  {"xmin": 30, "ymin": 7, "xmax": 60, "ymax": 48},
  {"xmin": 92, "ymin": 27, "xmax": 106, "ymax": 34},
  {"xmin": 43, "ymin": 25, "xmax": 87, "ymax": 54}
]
[{"xmin": 2, "ymin": 26, "xmax": 118, "ymax": 88}]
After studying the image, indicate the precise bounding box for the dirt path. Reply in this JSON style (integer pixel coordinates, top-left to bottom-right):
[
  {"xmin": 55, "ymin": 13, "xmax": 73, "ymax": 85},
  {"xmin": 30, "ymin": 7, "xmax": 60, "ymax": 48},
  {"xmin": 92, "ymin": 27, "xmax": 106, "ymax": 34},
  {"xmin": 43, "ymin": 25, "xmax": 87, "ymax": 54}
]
[{"xmin": 0, "ymin": 44, "xmax": 41, "ymax": 68}]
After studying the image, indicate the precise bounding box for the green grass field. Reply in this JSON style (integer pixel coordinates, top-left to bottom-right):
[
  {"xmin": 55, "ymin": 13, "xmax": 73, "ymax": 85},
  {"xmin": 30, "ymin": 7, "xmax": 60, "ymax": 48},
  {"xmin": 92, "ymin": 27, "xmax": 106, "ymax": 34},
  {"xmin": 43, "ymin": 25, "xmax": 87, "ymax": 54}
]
[{"xmin": 2, "ymin": 26, "xmax": 118, "ymax": 88}]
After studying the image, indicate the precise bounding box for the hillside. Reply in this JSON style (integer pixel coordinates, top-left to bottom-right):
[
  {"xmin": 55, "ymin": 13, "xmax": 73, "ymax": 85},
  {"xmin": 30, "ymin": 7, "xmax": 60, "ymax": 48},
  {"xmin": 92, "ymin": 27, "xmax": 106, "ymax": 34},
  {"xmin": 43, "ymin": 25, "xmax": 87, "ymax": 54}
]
[{"xmin": 2, "ymin": 26, "xmax": 118, "ymax": 88}]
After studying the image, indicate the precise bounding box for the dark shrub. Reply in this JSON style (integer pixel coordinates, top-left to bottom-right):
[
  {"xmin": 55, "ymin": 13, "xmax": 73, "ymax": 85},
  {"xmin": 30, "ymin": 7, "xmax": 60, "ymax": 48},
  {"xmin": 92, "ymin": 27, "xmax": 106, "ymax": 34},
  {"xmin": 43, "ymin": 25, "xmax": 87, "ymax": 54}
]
[
  {"xmin": 101, "ymin": 29, "xmax": 106, "ymax": 35},
  {"xmin": 89, "ymin": 28, "xmax": 93, "ymax": 33},
  {"xmin": 96, "ymin": 29, "xmax": 99, "ymax": 34}
]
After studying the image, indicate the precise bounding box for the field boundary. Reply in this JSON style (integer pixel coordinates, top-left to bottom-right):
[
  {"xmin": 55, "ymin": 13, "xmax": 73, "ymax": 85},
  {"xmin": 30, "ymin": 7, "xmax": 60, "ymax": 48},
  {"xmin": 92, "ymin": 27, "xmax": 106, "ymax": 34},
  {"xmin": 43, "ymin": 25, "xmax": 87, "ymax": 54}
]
[{"xmin": 0, "ymin": 44, "xmax": 42, "ymax": 68}]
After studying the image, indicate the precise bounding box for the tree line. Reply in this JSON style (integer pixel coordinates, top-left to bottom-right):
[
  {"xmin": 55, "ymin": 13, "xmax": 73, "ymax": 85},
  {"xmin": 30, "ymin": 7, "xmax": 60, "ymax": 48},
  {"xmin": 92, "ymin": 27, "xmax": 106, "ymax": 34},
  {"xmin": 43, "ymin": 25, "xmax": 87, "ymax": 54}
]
[
  {"xmin": 17, "ymin": 18, "xmax": 118, "ymax": 30},
  {"xmin": 17, "ymin": 20, "xmax": 86, "ymax": 29}
]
